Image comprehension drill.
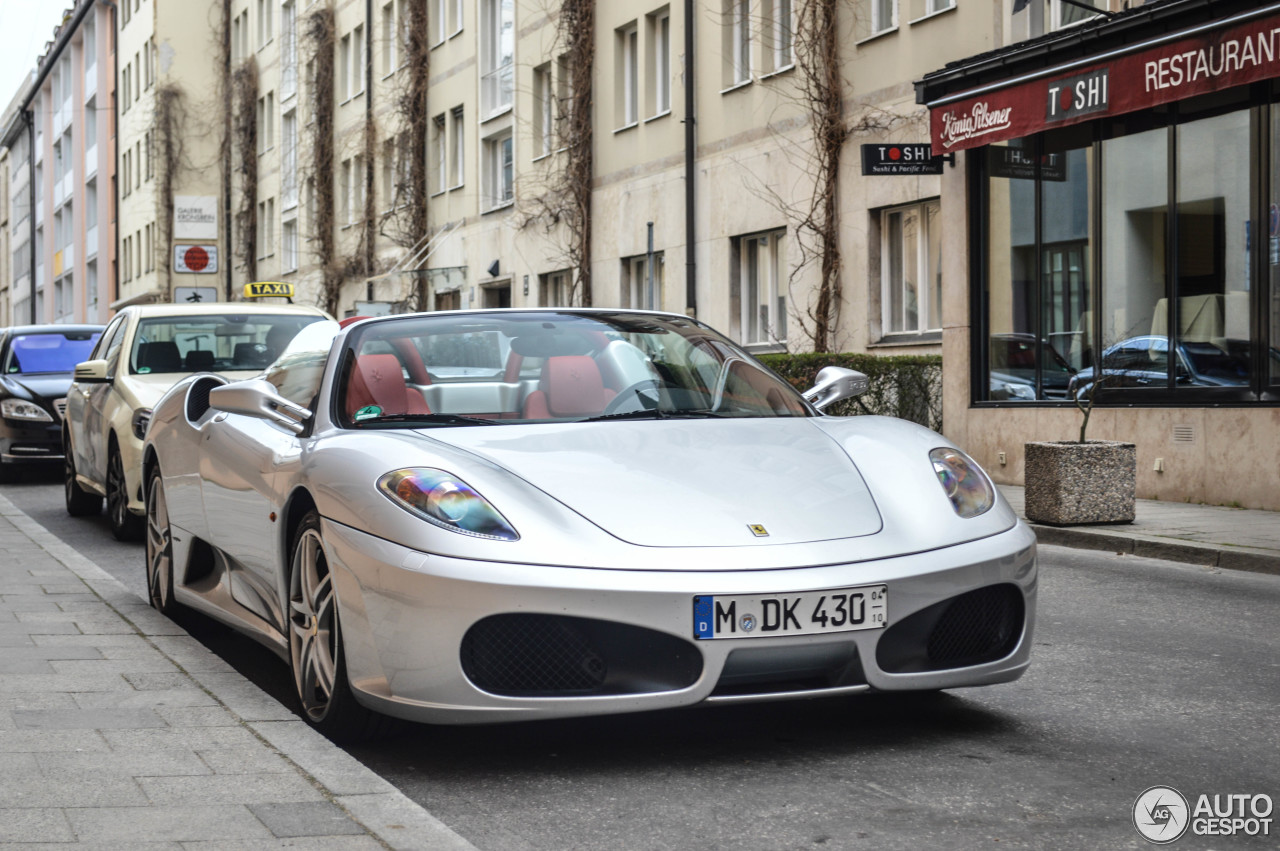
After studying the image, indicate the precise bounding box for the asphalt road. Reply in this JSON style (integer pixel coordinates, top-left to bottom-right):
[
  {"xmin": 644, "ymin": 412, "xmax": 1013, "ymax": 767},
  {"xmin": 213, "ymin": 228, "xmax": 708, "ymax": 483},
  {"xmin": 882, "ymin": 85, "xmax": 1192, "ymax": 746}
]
[{"xmin": 5, "ymin": 468, "xmax": 1279, "ymax": 850}]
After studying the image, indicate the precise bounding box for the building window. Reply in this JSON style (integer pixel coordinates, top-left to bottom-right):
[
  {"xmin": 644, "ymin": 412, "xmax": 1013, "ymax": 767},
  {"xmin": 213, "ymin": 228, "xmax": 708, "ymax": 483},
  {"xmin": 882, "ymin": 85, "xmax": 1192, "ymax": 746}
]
[
  {"xmin": 881, "ymin": 200, "xmax": 941, "ymax": 337},
  {"xmin": 735, "ymin": 229, "xmax": 787, "ymax": 347},
  {"xmin": 258, "ymin": 198, "xmax": 276, "ymax": 258},
  {"xmin": 483, "ymin": 131, "xmax": 513, "ymax": 210},
  {"xmin": 1052, "ymin": 0, "xmax": 1102, "ymax": 30},
  {"xmin": 648, "ymin": 9, "xmax": 671, "ymax": 116},
  {"xmin": 623, "ymin": 252, "xmax": 664, "ymax": 310},
  {"xmin": 382, "ymin": 137, "xmax": 397, "ymax": 208},
  {"xmin": 871, "ymin": 0, "xmax": 896, "ymax": 34},
  {"xmin": 257, "ymin": 0, "xmax": 273, "ymax": 48},
  {"xmin": 431, "ymin": 0, "xmax": 447, "ymax": 44},
  {"xmin": 727, "ymin": 0, "xmax": 750, "ymax": 86},
  {"xmin": 282, "ymin": 1, "xmax": 298, "ymax": 98},
  {"xmin": 481, "ymin": 0, "xmax": 514, "ymax": 116},
  {"xmin": 339, "ymin": 34, "xmax": 351, "ymax": 101},
  {"xmin": 978, "ymin": 95, "xmax": 1273, "ymax": 404},
  {"xmin": 431, "ymin": 113, "xmax": 446, "ymax": 192},
  {"xmin": 282, "ymin": 218, "xmax": 298, "ymax": 271},
  {"xmin": 766, "ymin": 0, "xmax": 792, "ymax": 72},
  {"xmin": 533, "ymin": 63, "xmax": 553, "ymax": 157},
  {"xmin": 450, "ymin": 105, "xmax": 464, "ymax": 187},
  {"xmin": 352, "ymin": 24, "xmax": 365, "ymax": 93},
  {"xmin": 340, "ymin": 158, "xmax": 352, "ymax": 223},
  {"xmin": 382, "ymin": 2, "xmax": 395, "ymax": 76},
  {"xmin": 540, "ymin": 269, "xmax": 572, "ymax": 306},
  {"xmin": 617, "ymin": 22, "xmax": 638, "ymax": 128},
  {"xmin": 282, "ymin": 109, "xmax": 298, "ymax": 208},
  {"xmin": 927, "ymin": 0, "xmax": 955, "ymax": 12}
]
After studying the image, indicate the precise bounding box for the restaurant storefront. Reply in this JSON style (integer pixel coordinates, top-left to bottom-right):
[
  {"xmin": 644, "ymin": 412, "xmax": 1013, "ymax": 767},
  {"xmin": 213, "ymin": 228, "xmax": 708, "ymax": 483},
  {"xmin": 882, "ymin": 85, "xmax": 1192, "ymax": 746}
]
[{"xmin": 918, "ymin": 0, "xmax": 1280, "ymax": 510}]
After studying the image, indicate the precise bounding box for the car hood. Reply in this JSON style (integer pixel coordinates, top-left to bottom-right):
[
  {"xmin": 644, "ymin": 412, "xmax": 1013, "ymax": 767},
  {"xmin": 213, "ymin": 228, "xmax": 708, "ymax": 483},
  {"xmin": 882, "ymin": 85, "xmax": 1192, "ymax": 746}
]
[
  {"xmin": 1, "ymin": 373, "xmax": 73, "ymax": 401},
  {"xmin": 427, "ymin": 418, "xmax": 883, "ymax": 547}
]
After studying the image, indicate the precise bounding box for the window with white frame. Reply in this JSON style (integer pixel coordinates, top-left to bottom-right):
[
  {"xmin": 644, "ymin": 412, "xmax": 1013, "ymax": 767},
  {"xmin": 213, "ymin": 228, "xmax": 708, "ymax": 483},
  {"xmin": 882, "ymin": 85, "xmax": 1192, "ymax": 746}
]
[
  {"xmin": 483, "ymin": 131, "xmax": 513, "ymax": 209},
  {"xmin": 258, "ymin": 198, "xmax": 275, "ymax": 258},
  {"xmin": 382, "ymin": 137, "xmax": 396, "ymax": 208},
  {"xmin": 871, "ymin": 0, "xmax": 896, "ymax": 34},
  {"xmin": 431, "ymin": 113, "xmax": 446, "ymax": 191},
  {"xmin": 926, "ymin": 0, "xmax": 955, "ymax": 12},
  {"xmin": 881, "ymin": 200, "xmax": 941, "ymax": 336},
  {"xmin": 382, "ymin": 1, "xmax": 396, "ymax": 76},
  {"xmin": 736, "ymin": 229, "xmax": 788, "ymax": 346},
  {"xmin": 257, "ymin": 0, "xmax": 273, "ymax": 48},
  {"xmin": 282, "ymin": 109, "xmax": 298, "ymax": 208},
  {"xmin": 340, "ymin": 158, "xmax": 352, "ymax": 223},
  {"xmin": 431, "ymin": 0, "xmax": 447, "ymax": 44},
  {"xmin": 339, "ymin": 34, "xmax": 351, "ymax": 100},
  {"xmin": 648, "ymin": 9, "xmax": 670, "ymax": 116},
  {"xmin": 480, "ymin": 0, "xmax": 514, "ymax": 116},
  {"xmin": 533, "ymin": 63, "xmax": 552, "ymax": 157},
  {"xmin": 449, "ymin": 105, "xmax": 464, "ymax": 187},
  {"xmin": 767, "ymin": 0, "xmax": 793, "ymax": 72},
  {"xmin": 728, "ymin": 0, "xmax": 750, "ymax": 85},
  {"xmin": 282, "ymin": 218, "xmax": 298, "ymax": 271},
  {"xmin": 84, "ymin": 18, "xmax": 96, "ymax": 70},
  {"xmin": 1052, "ymin": 0, "xmax": 1102, "ymax": 29},
  {"xmin": 450, "ymin": 0, "xmax": 463, "ymax": 36},
  {"xmin": 540, "ymin": 269, "xmax": 572, "ymax": 306},
  {"xmin": 55, "ymin": 275, "xmax": 73, "ymax": 323},
  {"xmin": 617, "ymin": 22, "xmax": 638, "ymax": 127},
  {"xmin": 282, "ymin": 1, "xmax": 297, "ymax": 98},
  {"xmin": 353, "ymin": 153, "xmax": 366, "ymax": 219},
  {"xmin": 622, "ymin": 253, "xmax": 664, "ymax": 310},
  {"xmin": 352, "ymin": 25, "xmax": 365, "ymax": 94}
]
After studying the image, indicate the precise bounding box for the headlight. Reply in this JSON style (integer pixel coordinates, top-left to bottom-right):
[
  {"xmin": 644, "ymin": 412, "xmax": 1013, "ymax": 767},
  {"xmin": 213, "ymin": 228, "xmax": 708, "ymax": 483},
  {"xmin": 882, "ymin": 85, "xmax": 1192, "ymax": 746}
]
[
  {"xmin": 378, "ymin": 468, "xmax": 519, "ymax": 542},
  {"xmin": 999, "ymin": 381, "xmax": 1036, "ymax": 400},
  {"xmin": 131, "ymin": 408, "xmax": 154, "ymax": 440},
  {"xmin": 930, "ymin": 447, "xmax": 994, "ymax": 518},
  {"xmin": 1, "ymin": 399, "xmax": 52, "ymax": 422}
]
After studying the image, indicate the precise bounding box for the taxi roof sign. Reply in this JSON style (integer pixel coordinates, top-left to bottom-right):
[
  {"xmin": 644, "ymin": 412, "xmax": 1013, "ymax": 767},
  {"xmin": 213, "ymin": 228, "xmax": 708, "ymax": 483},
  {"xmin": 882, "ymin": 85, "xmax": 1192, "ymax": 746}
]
[{"xmin": 243, "ymin": 281, "xmax": 295, "ymax": 299}]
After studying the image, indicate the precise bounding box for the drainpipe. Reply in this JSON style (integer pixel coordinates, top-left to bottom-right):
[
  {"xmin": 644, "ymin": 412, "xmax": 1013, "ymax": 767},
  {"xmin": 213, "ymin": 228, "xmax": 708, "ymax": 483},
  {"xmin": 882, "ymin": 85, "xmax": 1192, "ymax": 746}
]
[
  {"xmin": 27, "ymin": 112, "xmax": 36, "ymax": 325},
  {"xmin": 222, "ymin": 0, "xmax": 233, "ymax": 301},
  {"xmin": 683, "ymin": 0, "xmax": 696, "ymax": 318},
  {"xmin": 101, "ymin": 0, "xmax": 119, "ymax": 317}
]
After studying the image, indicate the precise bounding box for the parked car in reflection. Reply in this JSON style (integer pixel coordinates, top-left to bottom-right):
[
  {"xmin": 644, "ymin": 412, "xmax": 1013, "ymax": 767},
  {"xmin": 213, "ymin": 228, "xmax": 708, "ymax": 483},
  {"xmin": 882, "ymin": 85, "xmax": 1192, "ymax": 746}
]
[
  {"xmin": 64, "ymin": 302, "xmax": 329, "ymax": 540},
  {"xmin": 1066, "ymin": 336, "xmax": 1268, "ymax": 397},
  {"xmin": 0, "ymin": 325, "xmax": 103, "ymax": 480},
  {"xmin": 989, "ymin": 333, "xmax": 1077, "ymax": 399},
  {"xmin": 142, "ymin": 308, "xmax": 1037, "ymax": 741}
]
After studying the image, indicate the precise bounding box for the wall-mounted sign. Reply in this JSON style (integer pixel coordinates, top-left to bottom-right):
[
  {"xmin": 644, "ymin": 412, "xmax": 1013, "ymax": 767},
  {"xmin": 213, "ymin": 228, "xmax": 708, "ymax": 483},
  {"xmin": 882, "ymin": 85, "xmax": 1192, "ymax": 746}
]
[
  {"xmin": 860, "ymin": 144, "xmax": 947, "ymax": 175},
  {"xmin": 174, "ymin": 196, "xmax": 218, "ymax": 240},
  {"xmin": 929, "ymin": 11, "xmax": 1280, "ymax": 152},
  {"xmin": 244, "ymin": 281, "xmax": 295, "ymax": 299},
  {"xmin": 174, "ymin": 244, "xmax": 218, "ymax": 273},
  {"xmin": 174, "ymin": 286, "xmax": 218, "ymax": 304}
]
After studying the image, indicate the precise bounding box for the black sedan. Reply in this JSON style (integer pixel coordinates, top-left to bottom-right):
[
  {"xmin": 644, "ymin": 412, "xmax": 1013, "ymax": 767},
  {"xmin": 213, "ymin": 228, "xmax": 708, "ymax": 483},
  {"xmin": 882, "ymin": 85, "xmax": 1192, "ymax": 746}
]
[{"xmin": 0, "ymin": 324, "xmax": 103, "ymax": 480}]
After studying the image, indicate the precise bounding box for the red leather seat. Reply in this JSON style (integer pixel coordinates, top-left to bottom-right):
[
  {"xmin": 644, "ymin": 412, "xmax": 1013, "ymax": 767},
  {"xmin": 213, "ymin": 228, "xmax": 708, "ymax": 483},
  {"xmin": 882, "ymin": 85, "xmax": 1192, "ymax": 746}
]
[
  {"xmin": 522, "ymin": 356, "xmax": 615, "ymax": 418},
  {"xmin": 346, "ymin": 354, "xmax": 431, "ymax": 417}
]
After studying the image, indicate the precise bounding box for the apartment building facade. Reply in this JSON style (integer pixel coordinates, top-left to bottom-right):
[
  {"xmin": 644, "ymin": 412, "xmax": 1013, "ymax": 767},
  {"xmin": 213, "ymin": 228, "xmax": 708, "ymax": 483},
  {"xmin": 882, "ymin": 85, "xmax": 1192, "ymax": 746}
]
[{"xmin": 1, "ymin": 1, "xmax": 115, "ymax": 326}]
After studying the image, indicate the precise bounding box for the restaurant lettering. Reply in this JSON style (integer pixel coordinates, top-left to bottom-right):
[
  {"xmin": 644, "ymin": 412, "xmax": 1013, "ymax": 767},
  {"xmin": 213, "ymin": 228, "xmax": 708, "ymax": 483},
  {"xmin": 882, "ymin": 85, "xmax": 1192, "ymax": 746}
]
[
  {"xmin": 1145, "ymin": 28, "xmax": 1280, "ymax": 92},
  {"xmin": 938, "ymin": 102, "xmax": 1014, "ymax": 150}
]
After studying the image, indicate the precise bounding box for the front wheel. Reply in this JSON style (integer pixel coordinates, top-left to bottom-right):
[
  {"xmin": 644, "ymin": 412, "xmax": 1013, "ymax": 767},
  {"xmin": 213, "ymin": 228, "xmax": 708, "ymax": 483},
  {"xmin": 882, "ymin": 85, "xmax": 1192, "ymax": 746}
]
[
  {"xmin": 288, "ymin": 511, "xmax": 388, "ymax": 743},
  {"xmin": 107, "ymin": 447, "xmax": 144, "ymax": 541},
  {"xmin": 145, "ymin": 467, "xmax": 178, "ymax": 615}
]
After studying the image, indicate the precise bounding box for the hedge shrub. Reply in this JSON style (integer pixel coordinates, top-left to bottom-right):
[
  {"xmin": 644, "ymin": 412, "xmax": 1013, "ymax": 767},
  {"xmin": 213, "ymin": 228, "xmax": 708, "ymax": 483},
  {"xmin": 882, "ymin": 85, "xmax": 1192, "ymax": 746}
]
[{"xmin": 756, "ymin": 352, "xmax": 943, "ymax": 431}]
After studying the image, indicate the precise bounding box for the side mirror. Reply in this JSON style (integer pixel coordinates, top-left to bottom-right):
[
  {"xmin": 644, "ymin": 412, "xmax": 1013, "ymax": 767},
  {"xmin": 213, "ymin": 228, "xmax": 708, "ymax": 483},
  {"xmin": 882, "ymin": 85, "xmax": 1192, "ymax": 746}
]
[
  {"xmin": 803, "ymin": 366, "xmax": 870, "ymax": 411},
  {"xmin": 208, "ymin": 378, "xmax": 312, "ymax": 435},
  {"xmin": 73, "ymin": 359, "xmax": 111, "ymax": 384}
]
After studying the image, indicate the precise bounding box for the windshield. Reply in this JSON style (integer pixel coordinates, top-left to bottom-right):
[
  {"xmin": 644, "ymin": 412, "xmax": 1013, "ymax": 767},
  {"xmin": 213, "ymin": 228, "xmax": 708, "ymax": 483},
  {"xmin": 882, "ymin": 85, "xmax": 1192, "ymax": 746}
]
[
  {"xmin": 338, "ymin": 311, "xmax": 810, "ymax": 427},
  {"xmin": 129, "ymin": 314, "xmax": 325, "ymax": 374},
  {"xmin": 4, "ymin": 330, "xmax": 103, "ymax": 375}
]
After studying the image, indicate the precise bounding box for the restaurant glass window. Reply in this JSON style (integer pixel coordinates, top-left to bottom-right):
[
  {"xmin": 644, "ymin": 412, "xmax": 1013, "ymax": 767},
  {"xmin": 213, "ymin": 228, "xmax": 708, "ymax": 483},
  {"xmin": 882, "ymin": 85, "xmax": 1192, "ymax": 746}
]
[
  {"xmin": 1272, "ymin": 97, "xmax": 1280, "ymax": 386},
  {"xmin": 984, "ymin": 138, "xmax": 1039, "ymax": 401},
  {"xmin": 1039, "ymin": 124, "xmax": 1094, "ymax": 395}
]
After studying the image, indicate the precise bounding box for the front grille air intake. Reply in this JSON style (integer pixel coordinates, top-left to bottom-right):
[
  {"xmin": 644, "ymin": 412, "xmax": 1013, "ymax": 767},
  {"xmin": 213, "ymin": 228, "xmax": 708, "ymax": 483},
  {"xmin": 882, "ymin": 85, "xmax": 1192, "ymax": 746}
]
[
  {"xmin": 461, "ymin": 614, "xmax": 702, "ymax": 698},
  {"xmin": 877, "ymin": 584, "xmax": 1024, "ymax": 674}
]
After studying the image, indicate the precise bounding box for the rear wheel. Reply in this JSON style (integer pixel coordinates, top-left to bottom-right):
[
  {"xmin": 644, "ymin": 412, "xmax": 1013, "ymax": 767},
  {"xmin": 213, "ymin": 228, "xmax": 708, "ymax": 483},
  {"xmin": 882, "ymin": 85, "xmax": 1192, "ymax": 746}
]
[
  {"xmin": 107, "ymin": 446, "xmax": 143, "ymax": 541},
  {"xmin": 145, "ymin": 466, "xmax": 177, "ymax": 615},
  {"xmin": 288, "ymin": 511, "xmax": 387, "ymax": 743},
  {"xmin": 63, "ymin": 433, "xmax": 103, "ymax": 517}
]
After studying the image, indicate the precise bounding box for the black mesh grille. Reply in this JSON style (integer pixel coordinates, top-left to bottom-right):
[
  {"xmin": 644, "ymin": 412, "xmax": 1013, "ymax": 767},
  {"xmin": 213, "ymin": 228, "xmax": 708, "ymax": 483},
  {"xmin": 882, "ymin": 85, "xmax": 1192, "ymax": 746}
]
[
  {"xmin": 877, "ymin": 583, "xmax": 1025, "ymax": 674},
  {"xmin": 186, "ymin": 376, "xmax": 224, "ymax": 422},
  {"xmin": 462, "ymin": 614, "xmax": 607, "ymax": 695},
  {"xmin": 926, "ymin": 585, "xmax": 1023, "ymax": 667}
]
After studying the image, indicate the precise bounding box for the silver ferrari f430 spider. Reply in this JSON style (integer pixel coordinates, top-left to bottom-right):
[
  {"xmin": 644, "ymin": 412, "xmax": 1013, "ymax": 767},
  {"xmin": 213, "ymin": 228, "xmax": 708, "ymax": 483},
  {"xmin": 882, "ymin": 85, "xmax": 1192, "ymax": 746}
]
[{"xmin": 143, "ymin": 309, "xmax": 1036, "ymax": 741}]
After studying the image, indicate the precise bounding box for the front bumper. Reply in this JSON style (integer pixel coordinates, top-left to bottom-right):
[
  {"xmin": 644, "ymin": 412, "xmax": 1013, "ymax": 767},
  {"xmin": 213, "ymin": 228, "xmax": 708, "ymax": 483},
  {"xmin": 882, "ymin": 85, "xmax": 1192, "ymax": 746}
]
[
  {"xmin": 0, "ymin": 422, "xmax": 64, "ymax": 464},
  {"xmin": 322, "ymin": 519, "xmax": 1038, "ymax": 725}
]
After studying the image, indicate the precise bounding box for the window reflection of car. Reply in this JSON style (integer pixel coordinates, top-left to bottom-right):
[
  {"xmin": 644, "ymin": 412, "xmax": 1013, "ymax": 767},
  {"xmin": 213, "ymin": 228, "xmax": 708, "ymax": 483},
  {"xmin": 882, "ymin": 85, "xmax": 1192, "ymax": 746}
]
[
  {"xmin": 989, "ymin": 333, "xmax": 1076, "ymax": 399},
  {"xmin": 1066, "ymin": 336, "xmax": 1267, "ymax": 397},
  {"xmin": 0, "ymin": 325, "xmax": 104, "ymax": 481}
]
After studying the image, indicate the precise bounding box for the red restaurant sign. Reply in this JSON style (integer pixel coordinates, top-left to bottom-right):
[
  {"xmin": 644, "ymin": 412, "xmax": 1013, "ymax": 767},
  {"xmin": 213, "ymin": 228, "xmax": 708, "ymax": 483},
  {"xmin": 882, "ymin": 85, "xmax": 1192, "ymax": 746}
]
[{"xmin": 930, "ymin": 11, "xmax": 1280, "ymax": 152}]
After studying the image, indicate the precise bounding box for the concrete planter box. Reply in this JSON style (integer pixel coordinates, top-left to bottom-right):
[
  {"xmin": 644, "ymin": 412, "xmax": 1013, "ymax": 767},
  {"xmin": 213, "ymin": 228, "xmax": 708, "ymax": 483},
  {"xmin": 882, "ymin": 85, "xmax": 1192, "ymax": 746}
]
[{"xmin": 1024, "ymin": 440, "xmax": 1136, "ymax": 526}]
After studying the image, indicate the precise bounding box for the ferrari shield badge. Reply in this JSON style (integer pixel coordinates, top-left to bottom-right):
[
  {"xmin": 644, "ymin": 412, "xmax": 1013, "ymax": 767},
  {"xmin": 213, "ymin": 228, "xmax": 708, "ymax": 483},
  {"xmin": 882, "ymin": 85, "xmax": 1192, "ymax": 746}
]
[{"xmin": 748, "ymin": 524, "xmax": 769, "ymax": 537}]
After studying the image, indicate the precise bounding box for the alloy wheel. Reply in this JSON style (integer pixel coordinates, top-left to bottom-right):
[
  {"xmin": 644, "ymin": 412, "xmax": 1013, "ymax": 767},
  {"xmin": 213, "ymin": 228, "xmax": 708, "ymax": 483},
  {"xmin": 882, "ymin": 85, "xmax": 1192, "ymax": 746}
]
[
  {"xmin": 289, "ymin": 526, "xmax": 337, "ymax": 721},
  {"xmin": 145, "ymin": 470, "xmax": 175, "ymax": 614}
]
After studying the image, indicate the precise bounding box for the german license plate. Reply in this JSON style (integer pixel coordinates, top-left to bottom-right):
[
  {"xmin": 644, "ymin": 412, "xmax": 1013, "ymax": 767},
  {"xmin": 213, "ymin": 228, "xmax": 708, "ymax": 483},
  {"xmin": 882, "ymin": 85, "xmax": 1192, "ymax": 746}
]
[{"xmin": 693, "ymin": 585, "xmax": 887, "ymax": 640}]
